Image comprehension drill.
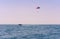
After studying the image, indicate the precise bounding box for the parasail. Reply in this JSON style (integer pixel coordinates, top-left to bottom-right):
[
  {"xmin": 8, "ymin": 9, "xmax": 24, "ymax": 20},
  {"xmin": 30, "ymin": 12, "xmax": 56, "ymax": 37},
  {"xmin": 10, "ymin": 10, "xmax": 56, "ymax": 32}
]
[
  {"xmin": 32, "ymin": 0, "xmax": 40, "ymax": 9},
  {"xmin": 32, "ymin": 0, "xmax": 40, "ymax": 14},
  {"xmin": 36, "ymin": 6, "xmax": 40, "ymax": 9}
]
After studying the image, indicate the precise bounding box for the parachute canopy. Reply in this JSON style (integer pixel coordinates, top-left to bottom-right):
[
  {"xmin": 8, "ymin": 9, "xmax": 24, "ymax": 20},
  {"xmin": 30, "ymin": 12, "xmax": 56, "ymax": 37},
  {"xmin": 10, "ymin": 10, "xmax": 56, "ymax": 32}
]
[{"xmin": 36, "ymin": 6, "xmax": 40, "ymax": 9}]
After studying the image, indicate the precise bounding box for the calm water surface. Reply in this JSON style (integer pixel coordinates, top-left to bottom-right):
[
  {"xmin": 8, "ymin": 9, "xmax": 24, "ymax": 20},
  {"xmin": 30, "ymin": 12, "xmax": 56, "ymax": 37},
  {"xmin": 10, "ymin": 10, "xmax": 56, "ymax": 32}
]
[{"xmin": 0, "ymin": 24, "xmax": 60, "ymax": 39}]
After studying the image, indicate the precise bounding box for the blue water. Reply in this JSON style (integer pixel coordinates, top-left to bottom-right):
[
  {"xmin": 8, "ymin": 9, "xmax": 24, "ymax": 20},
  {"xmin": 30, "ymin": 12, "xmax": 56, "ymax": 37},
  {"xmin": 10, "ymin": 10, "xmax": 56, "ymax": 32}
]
[{"xmin": 0, "ymin": 24, "xmax": 60, "ymax": 39}]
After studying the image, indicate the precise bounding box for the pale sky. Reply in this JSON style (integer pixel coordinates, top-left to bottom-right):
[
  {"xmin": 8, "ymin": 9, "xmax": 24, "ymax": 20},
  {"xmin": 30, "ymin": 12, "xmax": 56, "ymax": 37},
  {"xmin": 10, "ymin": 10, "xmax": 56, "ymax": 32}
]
[{"xmin": 0, "ymin": 0, "xmax": 60, "ymax": 24}]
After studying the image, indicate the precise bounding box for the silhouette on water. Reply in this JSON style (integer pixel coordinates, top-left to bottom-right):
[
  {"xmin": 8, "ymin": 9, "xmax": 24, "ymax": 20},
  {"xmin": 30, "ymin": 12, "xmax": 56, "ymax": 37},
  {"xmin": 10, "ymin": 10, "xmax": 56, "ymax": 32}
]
[{"xmin": 18, "ymin": 24, "xmax": 22, "ymax": 26}]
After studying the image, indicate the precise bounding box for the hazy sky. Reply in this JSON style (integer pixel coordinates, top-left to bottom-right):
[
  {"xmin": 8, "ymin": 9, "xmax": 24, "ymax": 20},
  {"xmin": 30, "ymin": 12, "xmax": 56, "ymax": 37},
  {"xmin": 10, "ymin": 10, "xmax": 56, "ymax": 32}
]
[{"xmin": 0, "ymin": 0, "xmax": 60, "ymax": 24}]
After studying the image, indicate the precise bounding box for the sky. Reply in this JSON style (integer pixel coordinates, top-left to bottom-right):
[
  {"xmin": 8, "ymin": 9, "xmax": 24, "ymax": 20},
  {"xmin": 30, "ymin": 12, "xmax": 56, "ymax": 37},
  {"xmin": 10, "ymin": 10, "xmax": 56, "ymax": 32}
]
[{"xmin": 0, "ymin": 0, "xmax": 60, "ymax": 24}]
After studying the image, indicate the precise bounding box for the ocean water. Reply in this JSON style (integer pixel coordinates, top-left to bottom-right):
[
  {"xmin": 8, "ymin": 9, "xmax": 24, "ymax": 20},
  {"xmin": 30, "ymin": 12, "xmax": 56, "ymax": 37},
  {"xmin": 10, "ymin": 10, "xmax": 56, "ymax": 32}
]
[{"xmin": 0, "ymin": 24, "xmax": 60, "ymax": 39}]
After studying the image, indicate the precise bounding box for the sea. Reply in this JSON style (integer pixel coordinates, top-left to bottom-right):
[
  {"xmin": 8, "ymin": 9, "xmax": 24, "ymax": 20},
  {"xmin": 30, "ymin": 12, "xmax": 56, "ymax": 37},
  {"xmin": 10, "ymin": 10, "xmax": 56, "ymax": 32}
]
[{"xmin": 0, "ymin": 24, "xmax": 60, "ymax": 39}]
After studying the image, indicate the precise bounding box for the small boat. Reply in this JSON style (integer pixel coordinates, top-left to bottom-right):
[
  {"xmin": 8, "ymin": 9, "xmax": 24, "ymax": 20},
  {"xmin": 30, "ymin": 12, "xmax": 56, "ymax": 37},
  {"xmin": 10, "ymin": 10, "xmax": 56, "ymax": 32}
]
[{"xmin": 18, "ymin": 24, "xmax": 22, "ymax": 26}]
